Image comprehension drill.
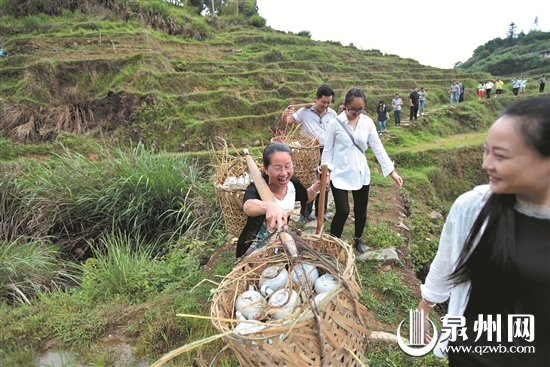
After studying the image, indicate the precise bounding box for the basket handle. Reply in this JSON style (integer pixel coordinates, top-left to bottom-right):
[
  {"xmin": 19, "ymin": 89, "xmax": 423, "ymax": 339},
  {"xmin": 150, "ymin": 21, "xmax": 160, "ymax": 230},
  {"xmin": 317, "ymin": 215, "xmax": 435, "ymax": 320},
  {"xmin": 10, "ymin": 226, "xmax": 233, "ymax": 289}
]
[{"xmin": 243, "ymin": 149, "xmax": 298, "ymax": 257}]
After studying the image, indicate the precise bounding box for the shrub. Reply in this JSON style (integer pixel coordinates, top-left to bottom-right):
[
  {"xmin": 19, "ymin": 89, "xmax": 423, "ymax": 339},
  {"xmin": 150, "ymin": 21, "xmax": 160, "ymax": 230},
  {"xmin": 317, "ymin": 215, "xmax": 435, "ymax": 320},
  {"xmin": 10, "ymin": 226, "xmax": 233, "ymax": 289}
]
[
  {"xmin": 297, "ymin": 30, "xmax": 311, "ymax": 38},
  {"xmin": 248, "ymin": 14, "xmax": 266, "ymax": 28}
]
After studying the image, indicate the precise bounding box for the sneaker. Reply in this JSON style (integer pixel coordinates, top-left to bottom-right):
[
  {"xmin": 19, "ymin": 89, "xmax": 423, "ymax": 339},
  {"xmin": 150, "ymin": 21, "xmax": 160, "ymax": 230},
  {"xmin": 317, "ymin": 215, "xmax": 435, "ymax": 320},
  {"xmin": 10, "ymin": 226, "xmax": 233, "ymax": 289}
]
[
  {"xmin": 324, "ymin": 214, "xmax": 329, "ymax": 221},
  {"xmin": 298, "ymin": 215, "xmax": 307, "ymax": 223},
  {"xmin": 307, "ymin": 214, "xmax": 317, "ymax": 221},
  {"xmin": 383, "ymin": 129, "xmax": 387, "ymax": 132},
  {"xmin": 354, "ymin": 238, "xmax": 367, "ymax": 253}
]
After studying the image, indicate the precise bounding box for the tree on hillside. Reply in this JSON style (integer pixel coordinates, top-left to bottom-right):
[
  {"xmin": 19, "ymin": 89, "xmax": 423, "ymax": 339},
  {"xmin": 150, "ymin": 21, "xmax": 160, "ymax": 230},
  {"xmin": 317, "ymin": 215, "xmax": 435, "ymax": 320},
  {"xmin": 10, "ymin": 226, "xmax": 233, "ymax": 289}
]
[
  {"xmin": 202, "ymin": 0, "xmax": 258, "ymax": 16},
  {"xmin": 507, "ymin": 22, "xmax": 517, "ymax": 39}
]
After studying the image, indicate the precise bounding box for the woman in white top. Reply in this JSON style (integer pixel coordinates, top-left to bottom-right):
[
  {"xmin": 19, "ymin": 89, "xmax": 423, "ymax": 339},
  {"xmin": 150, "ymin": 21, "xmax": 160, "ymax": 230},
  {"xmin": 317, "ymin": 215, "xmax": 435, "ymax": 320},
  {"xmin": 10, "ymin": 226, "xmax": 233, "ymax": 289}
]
[
  {"xmin": 321, "ymin": 88, "xmax": 403, "ymax": 253},
  {"xmin": 418, "ymin": 96, "xmax": 550, "ymax": 365}
]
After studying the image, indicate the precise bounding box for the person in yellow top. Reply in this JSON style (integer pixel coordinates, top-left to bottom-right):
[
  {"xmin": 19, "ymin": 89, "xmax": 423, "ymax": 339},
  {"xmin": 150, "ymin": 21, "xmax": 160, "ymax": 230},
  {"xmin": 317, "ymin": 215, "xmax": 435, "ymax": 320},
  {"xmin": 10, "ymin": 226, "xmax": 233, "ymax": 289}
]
[{"xmin": 495, "ymin": 79, "xmax": 504, "ymax": 98}]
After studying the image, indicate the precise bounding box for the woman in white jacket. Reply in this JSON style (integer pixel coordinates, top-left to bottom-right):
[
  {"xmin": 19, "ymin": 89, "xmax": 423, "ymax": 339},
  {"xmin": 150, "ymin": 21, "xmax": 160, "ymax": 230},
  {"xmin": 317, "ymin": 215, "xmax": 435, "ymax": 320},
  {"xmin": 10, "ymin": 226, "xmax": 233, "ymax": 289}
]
[
  {"xmin": 321, "ymin": 88, "xmax": 403, "ymax": 253},
  {"xmin": 418, "ymin": 95, "xmax": 550, "ymax": 366}
]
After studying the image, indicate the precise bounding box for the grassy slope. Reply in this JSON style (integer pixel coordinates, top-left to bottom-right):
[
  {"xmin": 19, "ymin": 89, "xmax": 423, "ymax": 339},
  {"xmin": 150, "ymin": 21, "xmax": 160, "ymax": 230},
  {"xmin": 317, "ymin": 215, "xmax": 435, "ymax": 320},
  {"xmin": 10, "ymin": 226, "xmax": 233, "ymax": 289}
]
[{"xmin": 0, "ymin": 4, "xmax": 545, "ymax": 367}]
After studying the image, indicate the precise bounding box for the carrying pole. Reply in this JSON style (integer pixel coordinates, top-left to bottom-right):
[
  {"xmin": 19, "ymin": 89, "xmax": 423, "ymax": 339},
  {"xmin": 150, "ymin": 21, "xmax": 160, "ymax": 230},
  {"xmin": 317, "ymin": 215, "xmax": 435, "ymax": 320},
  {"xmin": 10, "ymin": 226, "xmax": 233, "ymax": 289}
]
[{"xmin": 316, "ymin": 164, "xmax": 328, "ymax": 235}]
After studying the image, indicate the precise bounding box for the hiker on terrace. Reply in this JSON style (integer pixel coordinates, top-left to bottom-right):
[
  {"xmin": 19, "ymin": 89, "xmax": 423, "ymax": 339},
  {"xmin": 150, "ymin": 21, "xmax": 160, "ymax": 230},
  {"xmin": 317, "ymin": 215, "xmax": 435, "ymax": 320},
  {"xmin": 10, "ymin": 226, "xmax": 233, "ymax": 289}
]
[
  {"xmin": 485, "ymin": 80, "xmax": 494, "ymax": 99},
  {"xmin": 418, "ymin": 87, "xmax": 427, "ymax": 114},
  {"xmin": 519, "ymin": 76, "xmax": 527, "ymax": 94},
  {"xmin": 409, "ymin": 86, "xmax": 419, "ymax": 121},
  {"xmin": 538, "ymin": 75, "xmax": 545, "ymax": 93},
  {"xmin": 477, "ymin": 81, "xmax": 485, "ymax": 100},
  {"xmin": 391, "ymin": 93, "xmax": 403, "ymax": 126},
  {"xmin": 236, "ymin": 143, "xmax": 323, "ymax": 258},
  {"xmin": 321, "ymin": 88, "xmax": 403, "ymax": 253},
  {"xmin": 512, "ymin": 76, "xmax": 521, "ymax": 96},
  {"xmin": 448, "ymin": 81, "xmax": 460, "ymax": 105},
  {"xmin": 418, "ymin": 95, "xmax": 550, "ymax": 366},
  {"xmin": 283, "ymin": 83, "xmax": 336, "ymax": 223},
  {"xmin": 376, "ymin": 100, "xmax": 389, "ymax": 135},
  {"xmin": 459, "ymin": 82, "xmax": 465, "ymax": 103},
  {"xmin": 495, "ymin": 79, "xmax": 504, "ymax": 98}
]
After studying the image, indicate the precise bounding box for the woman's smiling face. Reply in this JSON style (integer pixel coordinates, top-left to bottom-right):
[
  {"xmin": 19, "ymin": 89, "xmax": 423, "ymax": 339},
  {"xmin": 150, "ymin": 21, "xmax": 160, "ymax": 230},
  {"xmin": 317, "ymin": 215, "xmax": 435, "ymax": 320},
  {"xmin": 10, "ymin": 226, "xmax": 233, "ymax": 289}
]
[
  {"xmin": 265, "ymin": 152, "xmax": 294, "ymax": 188},
  {"xmin": 482, "ymin": 116, "xmax": 550, "ymax": 204}
]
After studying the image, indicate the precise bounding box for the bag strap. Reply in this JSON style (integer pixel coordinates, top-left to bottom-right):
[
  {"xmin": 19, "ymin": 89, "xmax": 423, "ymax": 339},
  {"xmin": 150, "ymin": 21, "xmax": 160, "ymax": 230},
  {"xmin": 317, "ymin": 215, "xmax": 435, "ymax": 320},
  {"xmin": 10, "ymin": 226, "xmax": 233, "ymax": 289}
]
[{"xmin": 335, "ymin": 117, "xmax": 363, "ymax": 153}]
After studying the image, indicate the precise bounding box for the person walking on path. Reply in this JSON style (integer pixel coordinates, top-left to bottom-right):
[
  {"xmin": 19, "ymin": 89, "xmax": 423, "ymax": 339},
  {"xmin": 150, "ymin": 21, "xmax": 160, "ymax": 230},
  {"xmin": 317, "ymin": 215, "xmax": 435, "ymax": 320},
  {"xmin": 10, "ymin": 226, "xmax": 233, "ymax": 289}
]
[
  {"xmin": 376, "ymin": 100, "xmax": 389, "ymax": 135},
  {"xmin": 459, "ymin": 82, "xmax": 465, "ymax": 102},
  {"xmin": 477, "ymin": 81, "xmax": 485, "ymax": 100},
  {"xmin": 409, "ymin": 87, "xmax": 419, "ymax": 121},
  {"xmin": 283, "ymin": 83, "xmax": 336, "ymax": 222},
  {"xmin": 485, "ymin": 80, "xmax": 494, "ymax": 99},
  {"xmin": 495, "ymin": 79, "xmax": 504, "ymax": 98},
  {"xmin": 418, "ymin": 87, "xmax": 427, "ymax": 114},
  {"xmin": 321, "ymin": 88, "xmax": 403, "ymax": 253},
  {"xmin": 512, "ymin": 77, "xmax": 521, "ymax": 96},
  {"xmin": 417, "ymin": 95, "xmax": 550, "ymax": 366},
  {"xmin": 448, "ymin": 81, "xmax": 460, "ymax": 105},
  {"xmin": 519, "ymin": 76, "xmax": 527, "ymax": 94},
  {"xmin": 391, "ymin": 93, "xmax": 403, "ymax": 126},
  {"xmin": 539, "ymin": 75, "xmax": 546, "ymax": 93}
]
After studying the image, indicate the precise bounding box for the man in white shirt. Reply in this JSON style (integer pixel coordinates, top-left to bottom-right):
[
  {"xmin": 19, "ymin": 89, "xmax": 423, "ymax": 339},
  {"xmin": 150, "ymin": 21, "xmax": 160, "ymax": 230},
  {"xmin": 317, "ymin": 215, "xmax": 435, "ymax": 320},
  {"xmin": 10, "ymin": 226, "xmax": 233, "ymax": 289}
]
[
  {"xmin": 485, "ymin": 80, "xmax": 494, "ymax": 99},
  {"xmin": 391, "ymin": 93, "xmax": 403, "ymax": 126},
  {"xmin": 283, "ymin": 84, "xmax": 337, "ymax": 222}
]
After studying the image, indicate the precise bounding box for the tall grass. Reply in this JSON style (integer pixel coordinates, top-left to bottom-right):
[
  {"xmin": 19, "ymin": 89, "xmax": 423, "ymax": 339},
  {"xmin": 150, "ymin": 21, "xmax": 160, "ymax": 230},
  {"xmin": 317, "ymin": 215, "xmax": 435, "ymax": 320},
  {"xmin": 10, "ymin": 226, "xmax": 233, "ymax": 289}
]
[
  {"xmin": 0, "ymin": 238, "xmax": 77, "ymax": 304},
  {"xmin": 1, "ymin": 143, "xmax": 221, "ymax": 257}
]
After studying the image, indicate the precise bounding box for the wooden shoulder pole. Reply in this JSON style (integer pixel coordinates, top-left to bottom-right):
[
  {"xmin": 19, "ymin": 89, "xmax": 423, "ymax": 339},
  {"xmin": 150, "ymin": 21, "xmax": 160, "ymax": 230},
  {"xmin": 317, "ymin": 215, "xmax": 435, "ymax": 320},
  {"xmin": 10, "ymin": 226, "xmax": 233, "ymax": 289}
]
[{"xmin": 316, "ymin": 164, "xmax": 328, "ymax": 235}]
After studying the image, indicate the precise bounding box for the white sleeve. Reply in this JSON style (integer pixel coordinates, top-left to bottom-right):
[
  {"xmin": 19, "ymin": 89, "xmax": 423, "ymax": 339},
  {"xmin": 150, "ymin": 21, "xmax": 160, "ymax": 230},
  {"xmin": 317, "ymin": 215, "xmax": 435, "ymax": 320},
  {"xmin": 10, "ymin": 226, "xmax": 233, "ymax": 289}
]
[
  {"xmin": 366, "ymin": 119, "xmax": 395, "ymax": 177},
  {"xmin": 321, "ymin": 119, "xmax": 336, "ymax": 172},
  {"xmin": 421, "ymin": 187, "xmax": 488, "ymax": 303}
]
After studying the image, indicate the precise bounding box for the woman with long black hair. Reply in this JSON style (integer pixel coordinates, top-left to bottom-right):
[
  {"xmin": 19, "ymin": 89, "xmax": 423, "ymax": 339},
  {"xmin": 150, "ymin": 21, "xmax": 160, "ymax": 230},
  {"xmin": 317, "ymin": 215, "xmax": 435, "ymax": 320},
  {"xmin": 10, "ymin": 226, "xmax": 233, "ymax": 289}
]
[{"xmin": 418, "ymin": 96, "xmax": 550, "ymax": 366}]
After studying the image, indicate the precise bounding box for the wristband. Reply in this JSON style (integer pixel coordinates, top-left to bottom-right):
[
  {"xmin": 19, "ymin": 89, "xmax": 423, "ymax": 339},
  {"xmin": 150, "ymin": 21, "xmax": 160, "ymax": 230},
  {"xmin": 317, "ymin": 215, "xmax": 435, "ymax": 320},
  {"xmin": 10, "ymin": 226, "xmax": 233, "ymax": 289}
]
[
  {"xmin": 422, "ymin": 299, "xmax": 436, "ymax": 308},
  {"xmin": 311, "ymin": 186, "xmax": 320, "ymax": 194}
]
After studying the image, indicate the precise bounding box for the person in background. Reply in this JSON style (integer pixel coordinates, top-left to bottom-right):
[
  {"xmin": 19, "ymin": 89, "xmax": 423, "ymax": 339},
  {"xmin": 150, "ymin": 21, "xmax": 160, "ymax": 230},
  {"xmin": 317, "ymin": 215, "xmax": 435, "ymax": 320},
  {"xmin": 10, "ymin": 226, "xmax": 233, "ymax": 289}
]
[
  {"xmin": 512, "ymin": 76, "xmax": 521, "ymax": 96},
  {"xmin": 376, "ymin": 100, "xmax": 389, "ymax": 135},
  {"xmin": 477, "ymin": 81, "xmax": 485, "ymax": 100},
  {"xmin": 538, "ymin": 74, "xmax": 545, "ymax": 93},
  {"xmin": 485, "ymin": 80, "xmax": 494, "ymax": 99},
  {"xmin": 519, "ymin": 76, "xmax": 527, "ymax": 94},
  {"xmin": 418, "ymin": 87, "xmax": 427, "ymax": 114},
  {"xmin": 448, "ymin": 81, "xmax": 460, "ymax": 105},
  {"xmin": 409, "ymin": 86, "xmax": 419, "ymax": 121},
  {"xmin": 458, "ymin": 82, "xmax": 465, "ymax": 103},
  {"xmin": 495, "ymin": 79, "xmax": 504, "ymax": 98},
  {"xmin": 283, "ymin": 83, "xmax": 336, "ymax": 222},
  {"xmin": 321, "ymin": 88, "xmax": 403, "ymax": 253},
  {"xmin": 418, "ymin": 95, "xmax": 550, "ymax": 366},
  {"xmin": 236, "ymin": 143, "xmax": 322, "ymax": 258},
  {"xmin": 391, "ymin": 93, "xmax": 403, "ymax": 126}
]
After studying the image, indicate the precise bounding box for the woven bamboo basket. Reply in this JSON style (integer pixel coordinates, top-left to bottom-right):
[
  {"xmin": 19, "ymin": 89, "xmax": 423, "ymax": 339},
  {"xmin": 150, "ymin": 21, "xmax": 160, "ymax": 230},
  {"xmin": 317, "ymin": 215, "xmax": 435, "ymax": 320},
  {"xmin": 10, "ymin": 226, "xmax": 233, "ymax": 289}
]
[
  {"xmin": 213, "ymin": 147, "xmax": 262, "ymax": 239},
  {"xmin": 289, "ymin": 145, "xmax": 321, "ymax": 186},
  {"xmin": 214, "ymin": 185, "xmax": 248, "ymax": 239},
  {"xmin": 211, "ymin": 232, "xmax": 370, "ymax": 367}
]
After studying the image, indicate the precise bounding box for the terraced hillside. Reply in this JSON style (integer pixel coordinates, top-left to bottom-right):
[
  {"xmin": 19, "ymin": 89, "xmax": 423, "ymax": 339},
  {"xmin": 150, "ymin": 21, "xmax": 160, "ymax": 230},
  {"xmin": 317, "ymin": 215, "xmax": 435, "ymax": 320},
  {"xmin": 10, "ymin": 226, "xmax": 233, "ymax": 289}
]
[{"xmin": 0, "ymin": 12, "xmax": 497, "ymax": 155}]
